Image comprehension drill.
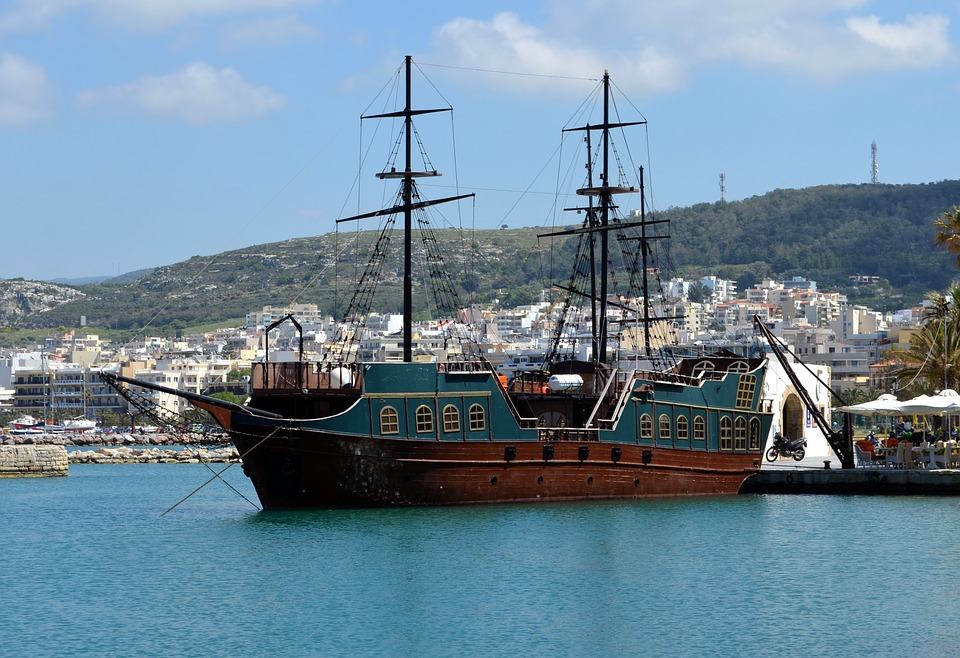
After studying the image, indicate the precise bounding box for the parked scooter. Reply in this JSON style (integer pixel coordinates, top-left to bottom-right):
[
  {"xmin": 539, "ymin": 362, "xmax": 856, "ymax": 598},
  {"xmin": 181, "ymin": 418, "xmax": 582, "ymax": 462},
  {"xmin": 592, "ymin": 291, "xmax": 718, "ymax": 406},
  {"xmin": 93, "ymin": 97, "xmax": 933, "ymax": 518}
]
[{"xmin": 765, "ymin": 432, "xmax": 807, "ymax": 462}]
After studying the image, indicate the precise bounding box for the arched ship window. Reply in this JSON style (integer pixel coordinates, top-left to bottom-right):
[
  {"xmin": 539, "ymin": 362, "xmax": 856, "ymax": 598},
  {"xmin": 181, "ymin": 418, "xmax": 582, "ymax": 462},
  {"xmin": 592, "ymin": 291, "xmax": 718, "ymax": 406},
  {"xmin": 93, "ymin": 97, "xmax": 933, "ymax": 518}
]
[
  {"xmin": 468, "ymin": 404, "xmax": 486, "ymax": 431},
  {"xmin": 728, "ymin": 360, "xmax": 750, "ymax": 373},
  {"xmin": 734, "ymin": 417, "xmax": 747, "ymax": 451},
  {"xmin": 659, "ymin": 414, "xmax": 671, "ymax": 440},
  {"xmin": 380, "ymin": 406, "xmax": 399, "ymax": 435},
  {"xmin": 720, "ymin": 416, "xmax": 733, "ymax": 450},
  {"xmin": 692, "ymin": 361, "xmax": 715, "ymax": 379},
  {"xmin": 693, "ymin": 415, "xmax": 705, "ymax": 440},
  {"xmin": 415, "ymin": 405, "xmax": 434, "ymax": 434},
  {"xmin": 749, "ymin": 418, "xmax": 761, "ymax": 451},
  {"xmin": 442, "ymin": 404, "xmax": 460, "ymax": 433},
  {"xmin": 677, "ymin": 415, "xmax": 689, "ymax": 440},
  {"xmin": 640, "ymin": 414, "xmax": 653, "ymax": 439}
]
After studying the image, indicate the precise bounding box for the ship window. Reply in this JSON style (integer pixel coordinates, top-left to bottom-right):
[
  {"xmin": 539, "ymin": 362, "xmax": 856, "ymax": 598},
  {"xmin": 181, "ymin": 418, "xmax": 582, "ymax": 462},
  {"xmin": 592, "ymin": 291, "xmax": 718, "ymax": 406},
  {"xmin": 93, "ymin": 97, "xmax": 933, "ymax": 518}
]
[
  {"xmin": 677, "ymin": 415, "xmax": 689, "ymax": 440},
  {"xmin": 734, "ymin": 417, "xmax": 747, "ymax": 451},
  {"xmin": 692, "ymin": 361, "xmax": 715, "ymax": 379},
  {"xmin": 693, "ymin": 416, "xmax": 706, "ymax": 440},
  {"xmin": 728, "ymin": 360, "xmax": 750, "ymax": 373},
  {"xmin": 720, "ymin": 416, "xmax": 733, "ymax": 450},
  {"xmin": 415, "ymin": 405, "xmax": 434, "ymax": 434},
  {"xmin": 380, "ymin": 406, "xmax": 399, "ymax": 435},
  {"xmin": 442, "ymin": 404, "xmax": 460, "ymax": 433},
  {"xmin": 659, "ymin": 414, "xmax": 671, "ymax": 440},
  {"xmin": 749, "ymin": 418, "xmax": 762, "ymax": 451},
  {"xmin": 640, "ymin": 414, "xmax": 653, "ymax": 439},
  {"xmin": 736, "ymin": 375, "xmax": 756, "ymax": 409},
  {"xmin": 469, "ymin": 404, "xmax": 485, "ymax": 431}
]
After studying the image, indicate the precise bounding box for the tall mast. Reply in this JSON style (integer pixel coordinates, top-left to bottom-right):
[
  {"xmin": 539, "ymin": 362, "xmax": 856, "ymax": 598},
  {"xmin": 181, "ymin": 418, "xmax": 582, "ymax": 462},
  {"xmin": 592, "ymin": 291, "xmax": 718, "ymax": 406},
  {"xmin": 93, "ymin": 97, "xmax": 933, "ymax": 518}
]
[
  {"xmin": 337, "ymin": 56, "xmax": 473, "ymax": 364},
  {"xmin": 598, "ymin": 70, "xmax": 610, "ymax": 364},
  {"xmin": 541, "ymin": 68, "xmax": 646, "ymax": 370},
  {"xmin": 639, "ymin": 167, "xmax": 651, "ymax": 356},
  {"xmin": 585, "ymin": 126, "xmax": 598, "ymax": 363},
  {"xmin": 403, "ymin": 55, "xmax": 413, "ymax": 362}
]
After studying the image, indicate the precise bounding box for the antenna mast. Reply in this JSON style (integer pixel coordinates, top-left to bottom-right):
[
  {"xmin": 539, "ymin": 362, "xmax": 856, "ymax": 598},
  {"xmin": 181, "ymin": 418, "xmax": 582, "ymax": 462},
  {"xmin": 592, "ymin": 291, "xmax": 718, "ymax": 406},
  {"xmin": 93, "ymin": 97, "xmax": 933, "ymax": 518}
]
[
  {"xmin": 719, "ymin": 172, "xmax": 726, "ymax": 202},
  {"xmin": 870, "ymin": 141, "xmax": 879, "ymax": 184}
]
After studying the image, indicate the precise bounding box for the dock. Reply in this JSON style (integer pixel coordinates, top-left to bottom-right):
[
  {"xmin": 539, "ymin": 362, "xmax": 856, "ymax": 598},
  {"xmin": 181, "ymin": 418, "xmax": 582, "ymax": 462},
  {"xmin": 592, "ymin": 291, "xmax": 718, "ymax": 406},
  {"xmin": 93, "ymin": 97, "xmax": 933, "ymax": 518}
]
[
  {"xmin": 741, "ymin": 466, "xmax": 960, "ymax": 495},
  {"xmin": 0, "ymin": 445, "xmax": 68, "ymax": 478}
]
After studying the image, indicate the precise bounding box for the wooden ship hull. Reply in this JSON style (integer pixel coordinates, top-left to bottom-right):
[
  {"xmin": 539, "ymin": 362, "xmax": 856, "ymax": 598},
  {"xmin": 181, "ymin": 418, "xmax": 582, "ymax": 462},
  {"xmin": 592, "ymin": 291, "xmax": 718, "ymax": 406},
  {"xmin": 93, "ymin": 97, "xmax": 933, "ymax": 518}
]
[
  {"xmin": 185, "ymin": 359, "xmax": 773, "ymax": 509},
  {"xmin": 218, "ymin": 430, "xmax": 759, "ymax": 508}
]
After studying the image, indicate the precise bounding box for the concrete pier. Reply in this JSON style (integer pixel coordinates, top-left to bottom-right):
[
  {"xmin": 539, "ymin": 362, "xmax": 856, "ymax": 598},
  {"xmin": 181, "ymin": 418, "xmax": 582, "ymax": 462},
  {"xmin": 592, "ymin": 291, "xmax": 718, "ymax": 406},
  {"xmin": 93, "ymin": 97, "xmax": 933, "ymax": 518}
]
[
  {"xmin": 741, "ymin": 467, "xmax": 960, "ymax": 495},
  {"xmin": 0, "ymin": 445, "xmax": 68, "ymax": 478}
]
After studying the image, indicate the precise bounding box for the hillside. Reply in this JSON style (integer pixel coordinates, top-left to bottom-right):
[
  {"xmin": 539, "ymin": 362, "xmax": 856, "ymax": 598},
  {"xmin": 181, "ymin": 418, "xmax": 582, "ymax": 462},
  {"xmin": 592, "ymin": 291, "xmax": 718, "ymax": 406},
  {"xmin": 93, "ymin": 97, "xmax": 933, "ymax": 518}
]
[
  {"xmin": 3, "ymin": 180, "xmax": 959, "ymax": 331},
  {"xmin": 0, "ymin": 279, "xmax": 85, "ymax": 327}
]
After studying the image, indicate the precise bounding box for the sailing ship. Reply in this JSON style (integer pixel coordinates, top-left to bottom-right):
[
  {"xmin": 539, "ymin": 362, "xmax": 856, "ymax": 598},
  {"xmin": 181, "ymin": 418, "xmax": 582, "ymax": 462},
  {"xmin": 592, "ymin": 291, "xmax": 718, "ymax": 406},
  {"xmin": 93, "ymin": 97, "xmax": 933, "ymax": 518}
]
[{"xmin": 104, "ymin": 57, "xmax": 774, "ymax": 508}]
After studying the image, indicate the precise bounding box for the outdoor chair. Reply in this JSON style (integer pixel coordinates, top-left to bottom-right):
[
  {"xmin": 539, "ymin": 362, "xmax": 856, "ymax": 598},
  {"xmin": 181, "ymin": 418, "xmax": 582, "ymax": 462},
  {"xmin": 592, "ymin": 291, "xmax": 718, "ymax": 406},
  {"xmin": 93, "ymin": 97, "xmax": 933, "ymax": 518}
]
[
  {"xmin": 946, "ymin": 440, "xmax": 959, "ymax": 468},
  {"xmin": 930, "ymin": 442, "xmax": 947, "ymax": 469},
  {"xmin": 896, "ymin": 441, "xmax": 914, "ymax": 469},
  {"xmin": 883, "ymin": 438, "xmax": 899, "ymax": 468},
  {"xmin": 854, "ymin": 442, "xmax": 874, "ymax": 468}
]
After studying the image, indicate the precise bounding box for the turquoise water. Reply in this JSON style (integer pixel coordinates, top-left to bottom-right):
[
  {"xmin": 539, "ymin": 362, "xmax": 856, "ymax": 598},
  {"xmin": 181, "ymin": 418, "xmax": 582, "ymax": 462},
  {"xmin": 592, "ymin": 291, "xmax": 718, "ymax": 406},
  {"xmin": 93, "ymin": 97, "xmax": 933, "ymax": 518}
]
[{"xmin": 2, "ymin": 465, "xmax": 959, "ymax": 657}]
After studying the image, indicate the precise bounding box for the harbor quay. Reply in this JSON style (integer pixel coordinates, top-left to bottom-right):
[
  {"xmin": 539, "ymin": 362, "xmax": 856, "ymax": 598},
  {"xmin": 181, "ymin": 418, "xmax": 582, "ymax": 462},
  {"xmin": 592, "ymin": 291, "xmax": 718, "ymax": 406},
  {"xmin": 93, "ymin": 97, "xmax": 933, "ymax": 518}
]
[{"xmin": 0, "ymin": 445, "xmax": 67, "ymax": 477}]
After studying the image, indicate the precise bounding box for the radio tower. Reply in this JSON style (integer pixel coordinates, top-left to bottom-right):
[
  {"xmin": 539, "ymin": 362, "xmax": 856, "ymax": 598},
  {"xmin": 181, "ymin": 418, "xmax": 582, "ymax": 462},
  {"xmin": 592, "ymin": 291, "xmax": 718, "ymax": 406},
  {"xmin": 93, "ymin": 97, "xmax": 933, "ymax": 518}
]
[
  {"xmin": 870, "ymin": 141, "xmax": 879, "ymax": 184},
  {"xmin": 719, "ymin": 172, "xmax": 726, "ymax": 202}
]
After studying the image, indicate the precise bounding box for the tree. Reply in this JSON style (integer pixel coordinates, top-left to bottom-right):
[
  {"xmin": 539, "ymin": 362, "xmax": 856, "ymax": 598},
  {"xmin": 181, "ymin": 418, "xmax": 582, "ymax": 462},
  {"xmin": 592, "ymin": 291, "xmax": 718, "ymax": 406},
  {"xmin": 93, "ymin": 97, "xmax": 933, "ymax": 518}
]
[
  {"xmin": 210, "ymin": 391, "xmax": 246, "ymax": 405},
  {"xmin": 887, "ymin": 286, "xmax": 960, "ymax": 395},
  {"xmin": 934, "ymin": 205, "xmax": 960, "ymax": 268},
  {"xmin": 687, "ymin": 281, "xmax": 712, "ymax": 304},
  {"xmin": 226, "ymin": 368, "xmax": 251, "ymax": 381}
]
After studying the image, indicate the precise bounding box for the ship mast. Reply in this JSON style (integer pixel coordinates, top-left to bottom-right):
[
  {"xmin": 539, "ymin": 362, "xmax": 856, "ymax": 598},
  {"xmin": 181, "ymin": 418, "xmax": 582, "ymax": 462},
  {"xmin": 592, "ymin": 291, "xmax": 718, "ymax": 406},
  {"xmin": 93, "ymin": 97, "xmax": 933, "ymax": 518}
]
[
  {"xmin": 542, "ymin": 70, "xmax": 645, "ymax": 368},
  {"xmin": 337, "ymin": 56, "xmax": 473, "ymax": 363}
]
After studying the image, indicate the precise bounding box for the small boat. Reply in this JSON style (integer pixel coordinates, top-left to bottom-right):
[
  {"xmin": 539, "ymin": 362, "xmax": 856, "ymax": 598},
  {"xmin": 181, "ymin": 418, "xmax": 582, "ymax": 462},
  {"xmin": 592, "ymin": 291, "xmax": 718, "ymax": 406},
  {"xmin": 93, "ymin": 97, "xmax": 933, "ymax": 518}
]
[
  {"xmin": 9, "ymin": 415, "xmax": 45, "ymax": 431},
  {"xmin": 63, "ymin": 417, "xmax": 98, "ymax": 433}
]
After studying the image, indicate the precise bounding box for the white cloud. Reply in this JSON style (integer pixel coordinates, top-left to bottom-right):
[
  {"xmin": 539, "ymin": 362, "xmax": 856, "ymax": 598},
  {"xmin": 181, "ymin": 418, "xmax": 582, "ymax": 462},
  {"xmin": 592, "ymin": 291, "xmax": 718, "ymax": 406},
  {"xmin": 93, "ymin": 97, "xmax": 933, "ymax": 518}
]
[
  {"xmin": 0, "ymin": 0, "xmax": 314, "ymax": 32},
  {"xmin": 846, "ymin": 14, "xmax": 950, "ymax": 67},
  {"xmin": 223, "ymin": 15, "xmax": 320, "ymax": 47},
  {"xmin": 432, "ymin": 2, "xmax": 952, "ymax": 97},
  {"xmin": 77, "ymin": 62, "xmax": 285, "ymax": 124},
  {"xmin": 0, "ymin": 53, "xmax": 53, "ymax": 126},
  {"xmin": 435, "ymin": 12, "xmax": 683, "ymax": 97}
]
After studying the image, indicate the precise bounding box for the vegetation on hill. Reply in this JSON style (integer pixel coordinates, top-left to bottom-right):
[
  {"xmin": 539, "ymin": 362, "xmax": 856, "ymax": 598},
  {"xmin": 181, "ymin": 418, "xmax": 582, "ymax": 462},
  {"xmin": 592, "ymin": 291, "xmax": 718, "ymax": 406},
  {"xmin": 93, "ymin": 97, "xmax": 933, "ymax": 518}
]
[{"xmin": 2, "ymin": 180, "xmax": 958, "ymax": 333}]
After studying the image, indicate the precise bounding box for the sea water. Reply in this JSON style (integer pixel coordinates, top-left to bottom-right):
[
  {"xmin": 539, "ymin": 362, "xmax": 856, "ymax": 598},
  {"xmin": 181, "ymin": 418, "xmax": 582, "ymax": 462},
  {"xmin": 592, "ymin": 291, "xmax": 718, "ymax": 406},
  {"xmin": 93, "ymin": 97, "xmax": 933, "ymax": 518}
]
[{"xmin": 1, "ymin": 465, "xmax": 958, "ymax": 657}]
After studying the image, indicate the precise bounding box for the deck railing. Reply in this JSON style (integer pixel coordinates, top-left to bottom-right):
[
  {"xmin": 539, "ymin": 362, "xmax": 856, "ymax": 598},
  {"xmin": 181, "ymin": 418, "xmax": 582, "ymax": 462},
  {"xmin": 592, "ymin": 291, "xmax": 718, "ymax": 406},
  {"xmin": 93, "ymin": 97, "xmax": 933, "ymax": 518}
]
[{"xmin": 252, "ymin": 362, "xmax": 362, "ymax": 392}]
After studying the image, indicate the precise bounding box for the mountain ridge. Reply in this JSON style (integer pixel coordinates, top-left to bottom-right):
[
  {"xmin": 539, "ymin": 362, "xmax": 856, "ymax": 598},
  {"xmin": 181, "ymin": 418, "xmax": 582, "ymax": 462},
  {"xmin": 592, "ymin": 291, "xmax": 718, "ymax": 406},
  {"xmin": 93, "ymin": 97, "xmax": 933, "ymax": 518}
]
[{"xmin": 1, "ymin": 180, "xmax": 958, "ymax": 331}]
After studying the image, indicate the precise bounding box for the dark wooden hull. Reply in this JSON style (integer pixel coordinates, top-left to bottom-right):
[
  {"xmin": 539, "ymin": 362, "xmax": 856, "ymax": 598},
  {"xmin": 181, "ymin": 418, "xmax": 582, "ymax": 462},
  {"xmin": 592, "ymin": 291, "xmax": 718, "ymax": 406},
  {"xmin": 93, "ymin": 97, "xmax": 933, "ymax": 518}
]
[{"xmin": 229, "ymin": 424, "xmax": 761, "ymax": 509}]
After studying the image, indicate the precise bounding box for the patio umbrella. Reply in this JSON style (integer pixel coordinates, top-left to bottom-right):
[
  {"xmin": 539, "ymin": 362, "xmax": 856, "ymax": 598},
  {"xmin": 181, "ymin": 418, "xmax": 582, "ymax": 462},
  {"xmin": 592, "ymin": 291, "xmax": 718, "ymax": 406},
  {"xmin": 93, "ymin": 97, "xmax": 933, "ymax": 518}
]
[
  {"xmin": 897, "ymin": 389, "xmax": 960, "ymax": 415},
  {"xmin": 836, "ymin": 393, "xmax": 902, "ymax": 416}
]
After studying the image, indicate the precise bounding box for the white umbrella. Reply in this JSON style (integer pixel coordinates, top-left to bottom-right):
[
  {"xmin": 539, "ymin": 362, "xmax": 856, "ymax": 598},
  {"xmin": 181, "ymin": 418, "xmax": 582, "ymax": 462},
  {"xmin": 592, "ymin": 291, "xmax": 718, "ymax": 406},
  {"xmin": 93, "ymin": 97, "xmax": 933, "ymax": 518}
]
[
  {"xmin": 898, "ymin": 389, "xmax": 960, "ymax": 415},
  {"xmin": 836, "ymin": 393, "xmax": 901, "ymax": 416}
]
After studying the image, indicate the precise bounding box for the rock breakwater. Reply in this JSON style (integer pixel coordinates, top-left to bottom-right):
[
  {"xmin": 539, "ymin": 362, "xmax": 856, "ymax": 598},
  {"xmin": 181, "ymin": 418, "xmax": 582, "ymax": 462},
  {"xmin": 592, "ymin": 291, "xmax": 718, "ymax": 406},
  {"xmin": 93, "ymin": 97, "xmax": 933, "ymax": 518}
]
[
  {"xmin": 2, "ymin": 432, "xmax": 227, "ymax": 446},
  {"xmin": 69, "ymin": 446, "xmax": 240, "ymax": 464}
]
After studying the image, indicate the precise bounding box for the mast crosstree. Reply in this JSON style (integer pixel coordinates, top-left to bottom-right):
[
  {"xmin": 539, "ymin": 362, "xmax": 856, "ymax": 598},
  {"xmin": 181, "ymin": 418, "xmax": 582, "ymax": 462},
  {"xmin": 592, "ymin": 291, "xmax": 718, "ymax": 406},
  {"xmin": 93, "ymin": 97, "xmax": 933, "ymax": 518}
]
[
  {"xmin": 337, "ymin": 55, "xmax": 474, "ymax": 363},
  {"xmin": 542, "ymin": 70, "xmax": 676, "ymax": 370}
]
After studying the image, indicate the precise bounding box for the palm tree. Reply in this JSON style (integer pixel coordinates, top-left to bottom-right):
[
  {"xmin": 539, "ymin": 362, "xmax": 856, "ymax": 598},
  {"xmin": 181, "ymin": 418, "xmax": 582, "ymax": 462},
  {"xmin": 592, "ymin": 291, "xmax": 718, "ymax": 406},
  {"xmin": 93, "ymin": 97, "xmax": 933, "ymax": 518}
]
[
  {"xmin": 888, "ymin": 286, "xmax": 960, "ymax": 395},
  {"xmin": 934, "ymin": 205, "xmax": 960, "ymax": 268}
]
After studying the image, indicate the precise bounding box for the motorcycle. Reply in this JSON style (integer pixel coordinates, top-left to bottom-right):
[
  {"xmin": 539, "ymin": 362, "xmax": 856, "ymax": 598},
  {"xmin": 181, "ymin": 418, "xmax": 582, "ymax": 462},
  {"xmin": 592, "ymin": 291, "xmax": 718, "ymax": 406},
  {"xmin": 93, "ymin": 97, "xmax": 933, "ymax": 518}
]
[{"xmin": 765, "ymin": 433, "xmax": 807, "ymax": 462}]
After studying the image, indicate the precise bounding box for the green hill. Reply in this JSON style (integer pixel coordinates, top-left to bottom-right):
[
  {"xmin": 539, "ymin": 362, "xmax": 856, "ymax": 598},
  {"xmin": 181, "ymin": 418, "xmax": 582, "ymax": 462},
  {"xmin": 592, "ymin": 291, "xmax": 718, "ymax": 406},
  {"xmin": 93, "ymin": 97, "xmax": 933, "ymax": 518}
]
[{"xmin": 4, "ymin": 179, "xmax": 959, "ymax": 332}]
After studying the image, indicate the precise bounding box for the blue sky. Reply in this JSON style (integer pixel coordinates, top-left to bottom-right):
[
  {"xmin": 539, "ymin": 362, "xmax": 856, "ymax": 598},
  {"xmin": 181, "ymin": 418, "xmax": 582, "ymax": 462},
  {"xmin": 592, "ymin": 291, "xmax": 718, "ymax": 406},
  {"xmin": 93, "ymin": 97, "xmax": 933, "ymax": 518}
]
[{"xmin": 1, "ymin": 0, "xmax": 957, "ymax": 280}]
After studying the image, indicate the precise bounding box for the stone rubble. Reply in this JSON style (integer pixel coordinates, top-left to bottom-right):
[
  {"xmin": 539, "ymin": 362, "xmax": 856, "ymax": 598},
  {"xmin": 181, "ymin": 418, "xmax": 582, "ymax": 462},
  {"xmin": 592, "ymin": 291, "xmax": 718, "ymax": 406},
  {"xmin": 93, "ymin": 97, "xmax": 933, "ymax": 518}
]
[
  {"xmin": 68, "ymin": 446, "xmax": 240, "ymax": 464},
  {"xmin": 1, "ymin": 432, "xmax": 227, "ymax": 446}
]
